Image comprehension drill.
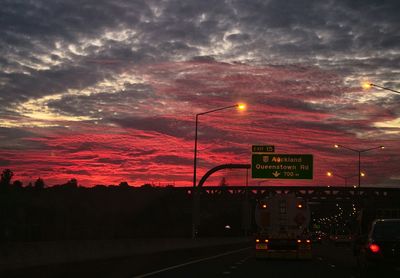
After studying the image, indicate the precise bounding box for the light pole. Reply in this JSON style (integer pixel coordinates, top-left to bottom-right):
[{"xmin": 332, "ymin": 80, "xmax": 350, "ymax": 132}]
[
  {"xmin": 192, "ymin": 103, "xmax": 246, "ymax": 238},
  {"xmin": 326, "ymin": 171, "xmax": 365, "ymax": 187},
  {"xmin": 362, "ymin": 82, "xmax": 400, "ymax": 94},
  {"xmin": 333, "ymin": 144, "xmax": 384, "ymax": 187}
]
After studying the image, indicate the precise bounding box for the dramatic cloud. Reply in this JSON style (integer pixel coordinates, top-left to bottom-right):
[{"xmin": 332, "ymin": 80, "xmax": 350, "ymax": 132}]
[{"xmin": 0, "ymin": 0, "xmax": 399, "ymax": 187}]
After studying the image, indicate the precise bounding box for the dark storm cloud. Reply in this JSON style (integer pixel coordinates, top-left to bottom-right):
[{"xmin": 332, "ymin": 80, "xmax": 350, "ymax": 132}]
[
  {"xmin": 97, "ymin": 158, "xmax": 125, "ymax": 165},
  {"xmin": 0, "ymin": 127, "xmax": 48, "ymax": 149},
  {"xmin": 0, "ymin": 127, "xmax": 36, "ymax": 140},
  {"xmin": 154, "ymin": 155, "xmax": 193, "ymax": 165},
  {"xmin": 0, "ymin": 159, "xmax": 10, "ymax": 166},
  {"xmin": 64, "ymin": 169, "xmax": 91, "ymax": 175},
  {"xmin": 112, "ymin": 116, "xmax": 192, "ymax": 139},
  {"xmin": 211, "ymin": 146, "xmax": 248, "ymax": 155},
  {"xmin": 1, "ymin": 0, "xmax": 399, "ymax": 111},
  {"xmin": 46, "ymin": 84, "xmax": 156, "ymax": 118},
  {"xmin": 112, "ymin": 115, "xmax": 242, "ymax": 143},
  {"xmin": 126, "ymin": 149, "xmax": 157, "ymax": 157}
]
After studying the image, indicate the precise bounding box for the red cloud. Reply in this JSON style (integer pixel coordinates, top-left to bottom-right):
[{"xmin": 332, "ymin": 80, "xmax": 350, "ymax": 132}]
[{"xmin": 2, "ymin": 61, "xmax": 399, "ymax": 187}]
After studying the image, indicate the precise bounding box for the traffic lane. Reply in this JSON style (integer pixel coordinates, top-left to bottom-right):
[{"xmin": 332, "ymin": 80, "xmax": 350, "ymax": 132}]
[
  {"xmin": 313, "ymin": 243, "xmax": 358, "ymax": 274},
  {"xmin": 132, "ymin": 246, "xmax": 251, "ymax": 278},
  {"xmin": 0, "ymin": 242, "xmax": 251, "ymax": 278},
  {"xmin": 231, "ymin": 244, "xmax": 358, "ymax": 278},
  {"xmin": 139, "ymin": 243, "xmax": 359, "ymax": 278}
]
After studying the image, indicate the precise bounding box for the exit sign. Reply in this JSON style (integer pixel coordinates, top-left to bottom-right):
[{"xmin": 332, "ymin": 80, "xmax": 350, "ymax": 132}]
[
  {"xmin": 252, "ymin": 145, "xmax": 275, "ymax": 153},
  {"xmin": 252, "ymin": 154, "xmax": 313, "ymax": 179}
]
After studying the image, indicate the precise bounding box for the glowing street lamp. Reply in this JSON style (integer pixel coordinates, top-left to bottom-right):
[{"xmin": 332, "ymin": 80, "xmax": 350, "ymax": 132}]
[
  {"xmin": 192, "ymin": 103, "xmax": 246, "ymax": 238},
  {"xmin": 193, "ymin": 103, "xmax": 246, "ymax": 189},
  {"xmin": 238, "ymin": 103, "xmax": 246, "ymax": 110},
  {"xmin": 326, "ymin": 171, "xmax": 365, "ymax": 187},
  {"xmin": 333, "ymin": 144, "xmax": 384, "ymax": 187},
  {"xmin": 361, "ymin": 82, "xmax": 400, "ymax": 94}
]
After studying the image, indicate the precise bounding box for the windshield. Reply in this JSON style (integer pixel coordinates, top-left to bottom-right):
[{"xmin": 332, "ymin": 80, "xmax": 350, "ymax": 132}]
[{"xmin": 372, "ymin": 221, "xmax": 400, "ymax": 240}]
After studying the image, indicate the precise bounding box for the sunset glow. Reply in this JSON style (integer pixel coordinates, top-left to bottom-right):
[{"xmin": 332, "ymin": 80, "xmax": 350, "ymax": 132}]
[{"xmin": 0, "ymin": 0, "xmax": 399, "ymax": 188}]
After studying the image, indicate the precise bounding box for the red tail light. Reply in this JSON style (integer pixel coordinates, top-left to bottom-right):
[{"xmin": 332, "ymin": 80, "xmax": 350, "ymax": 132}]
[{"xmin": 369, "ymin": 243, "xmax": 380, "ymax": 253}]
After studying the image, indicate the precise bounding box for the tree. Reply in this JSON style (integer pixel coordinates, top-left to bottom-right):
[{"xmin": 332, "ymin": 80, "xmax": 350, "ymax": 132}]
[
  {"xmin": 119, "ymin": 181, "xmax": 129, "ymax": 188},
  {"xmin": 66, "ymin": 178, "xmax": 78, "ymax": 188},
  {"xmin": 34, "ymin": 177, "xmax": 45, "ymax": 189},
  {"xmin": 12, "ymin": 180, "xmax": 23, "ymax": 189},
  {"xmin": 0, "ymin": 169, "xmax": 14, "ymax": 188},
  {"xmin": 141, "ymin": 183, "xmax": 153, "ymax": 189}
]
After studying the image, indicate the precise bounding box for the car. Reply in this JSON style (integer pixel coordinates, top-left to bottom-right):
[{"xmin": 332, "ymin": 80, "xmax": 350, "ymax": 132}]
[
  {"xmin": 330, "ymin": 227, "xmax": 353, "ymax": 246},
  {"xmin": 333, "ymin": 233, "xmax": 353, "ymax": 246},
  {"xmin": 354, "ymin": 219, "xmax": 400, "ymax": 276},
  {"xmin": 311, "ymin": 231, "xmax": 325, "ymax": 244}
]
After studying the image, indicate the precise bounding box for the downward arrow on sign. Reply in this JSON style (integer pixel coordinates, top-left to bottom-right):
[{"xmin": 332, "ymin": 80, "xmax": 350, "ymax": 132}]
[{"xmin": 272, "ymin": 171, "xmax": 280, "ymax": 177}]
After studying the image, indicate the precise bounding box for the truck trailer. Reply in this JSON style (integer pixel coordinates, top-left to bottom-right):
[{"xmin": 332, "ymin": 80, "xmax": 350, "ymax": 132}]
[{"xmin": 254, "ymin": 193, "xmax": 312, "ymax": 259}]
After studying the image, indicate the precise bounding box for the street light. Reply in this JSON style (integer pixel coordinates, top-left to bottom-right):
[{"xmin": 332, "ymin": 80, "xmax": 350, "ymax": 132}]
[
  {"xmin": 333, "ymin": 144, "xmax": 384, "ymax": 187},
  {"xmin": 326, "ymin": 171, "xmax": 365, "ymax": 187},
  {"xmin": 361, "ymin": 82, "xmax": 400, "ymax": 94},
  {"xmin": 193, "ymin": 103, "xmax": 246, "ymax": 189},
  {"xmin": 192, "ymin": 103, "xmax": 246, "ymax": 238}
]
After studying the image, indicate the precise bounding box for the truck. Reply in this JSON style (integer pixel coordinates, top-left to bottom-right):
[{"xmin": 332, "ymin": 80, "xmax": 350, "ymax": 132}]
[{"xmin": 254, "ymin": 193, "xmax": 312, "ymax": 259}]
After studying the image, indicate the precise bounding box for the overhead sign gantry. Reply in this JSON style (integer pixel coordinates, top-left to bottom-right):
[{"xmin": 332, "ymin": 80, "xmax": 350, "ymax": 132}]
[{"xmin": 251, "ymin": 145, "xmax": 313, "ymax": 179}]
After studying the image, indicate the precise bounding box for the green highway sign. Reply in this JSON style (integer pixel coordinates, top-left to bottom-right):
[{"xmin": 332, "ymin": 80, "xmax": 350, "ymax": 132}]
[
  {"xmin": 252, "ymin": 154, "xmax": 313, "ymax": 179},
  {"xmin": 252, "ymin": 145, "xmax": 275, "ymax": 153}
]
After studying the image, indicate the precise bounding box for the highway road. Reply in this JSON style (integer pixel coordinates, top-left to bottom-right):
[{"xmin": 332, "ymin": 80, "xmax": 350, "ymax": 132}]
[
  {"xmin": 133, "ymin": 243, "xmax": 359, "ymax": 278},
  {"xmin": 2, "ymin": 241, "xmax": 399, "ymax": 278}
]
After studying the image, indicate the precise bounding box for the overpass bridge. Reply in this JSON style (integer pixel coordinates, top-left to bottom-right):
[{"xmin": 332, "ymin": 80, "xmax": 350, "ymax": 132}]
[
  {"xmin": 178, "ymin": 185, "xmax": 400, "ymax": 204},
  {"xmin": 184, "ymin": 163, "xmax": 400, "ymax": 204}
]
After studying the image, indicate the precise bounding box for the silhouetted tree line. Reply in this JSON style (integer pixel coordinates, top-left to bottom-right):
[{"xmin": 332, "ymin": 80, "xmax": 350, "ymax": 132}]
[
  {"xmin": 0, "ymin": 169, "xmax": 253, "ymax": 242},
  {"xmin": 0, "ymin": 169, "xmax": 166, "ymax": 190},
  {"xmin": 0, "ymin": 169, "xmax": 48, "ymax": 190}
]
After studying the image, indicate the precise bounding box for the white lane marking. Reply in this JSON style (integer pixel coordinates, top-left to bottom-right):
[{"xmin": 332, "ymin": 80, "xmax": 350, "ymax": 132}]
[
  {"xmin": 222, "ymin": 271, "xmax": 231, "ymax": 275},
  {"xmin": 330, "ymin": 264, "xmax": 336, "ymax": 268},
  {"xmin": 230, "ymin": 266, "xmax": 237, "ymax": 269},
  {"xmin": 132, "ymin": 247, "xmax": 251, "ymax": 278}
]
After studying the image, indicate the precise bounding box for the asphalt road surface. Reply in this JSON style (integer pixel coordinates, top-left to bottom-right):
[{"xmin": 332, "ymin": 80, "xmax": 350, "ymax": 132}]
[
  {"xmin": 2, "ymin": 242, "xmax": 399, "ymax": 278},
  {"xmin": 133, "ymin": 243, "xmax": 359, "ymax": 278}
]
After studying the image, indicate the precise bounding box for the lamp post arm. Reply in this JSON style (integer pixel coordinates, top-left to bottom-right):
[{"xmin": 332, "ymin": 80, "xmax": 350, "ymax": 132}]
[
  {"xmin": 196, "ymin": 104, "xmax": 238, "ymax": 116},
  {"xmin": 371, "ymin": 83, "xmax": 400, "ymax": 94},
  {"xmin": 337, "ymin": 144, "xmax": 383, "ymax": 153},
  {"xmin": 336, "ymin": 144, "xmax": 360, "ymax": 153},
  {"xmin": 360, "ymin": 146, "xmax": 384, "ymax": 153},
  {"xmin": 335, "ymin": 173, "xmax": 345, "ymax": 179}
]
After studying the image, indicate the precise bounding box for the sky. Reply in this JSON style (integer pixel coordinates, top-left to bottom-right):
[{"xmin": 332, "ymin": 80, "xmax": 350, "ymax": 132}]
[{"xmin": 0, "ymin": 0, "xmax": 399, "ymax": 187}]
